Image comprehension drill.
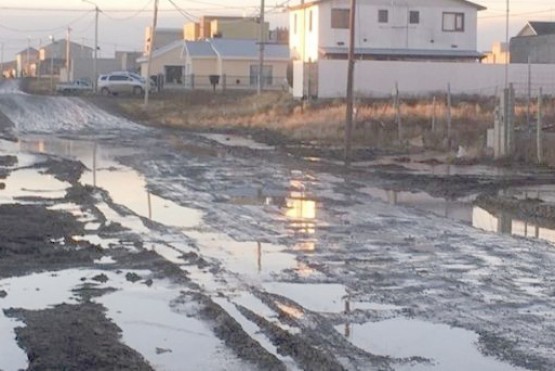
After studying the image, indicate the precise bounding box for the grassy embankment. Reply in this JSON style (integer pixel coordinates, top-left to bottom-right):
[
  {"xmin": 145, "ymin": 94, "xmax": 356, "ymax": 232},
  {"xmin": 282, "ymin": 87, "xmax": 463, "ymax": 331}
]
[{"xmin": 23, "ymin": 78, "xmax": 555, "ymax": 160}]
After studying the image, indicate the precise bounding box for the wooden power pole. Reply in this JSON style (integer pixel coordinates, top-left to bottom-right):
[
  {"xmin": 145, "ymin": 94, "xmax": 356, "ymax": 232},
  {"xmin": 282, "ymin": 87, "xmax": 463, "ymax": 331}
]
[
  {"xmin": 344, "ymin": 0, "xmax": 356, "ymax": 165},
  {"xmin": 144, "ymin": 0, "xmax": 159, "ymax": 108}
]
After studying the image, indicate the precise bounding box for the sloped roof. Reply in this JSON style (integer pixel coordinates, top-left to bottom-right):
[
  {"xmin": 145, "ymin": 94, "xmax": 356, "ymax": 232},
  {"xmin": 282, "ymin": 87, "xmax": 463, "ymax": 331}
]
[
  {"xmin": 517, "ymin": 21, "xmax": 555, "ymax": 37},
  {"xmin": 290, "ymin": 0, "xmax": 486, "ymax": 11},
  {"xmin": 184, "ymin": 40, "xmax": 217, "ymax": 58},
  {"xmin": 209, "ymin": 38, "xmax": 290, "ymax": 60},
  {"xmin": 138, "ymin": 38, "xmax": 290, "ymax": 63},
  {"xmin": 16, "ymin": 47, "xmax": 39, "ymax": 56},
  {"xmin": 321, "ymin": 46, "xmax": 484, "ymax": 59}
]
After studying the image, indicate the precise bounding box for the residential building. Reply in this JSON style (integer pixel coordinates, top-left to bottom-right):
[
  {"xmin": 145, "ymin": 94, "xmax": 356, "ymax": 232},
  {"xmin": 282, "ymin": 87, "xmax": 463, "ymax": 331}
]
[
  {"xmin": 15, "ymin": 48, "xmax": 39, "ymax": 77},
  {"xmin": 184, "ymin": 16, "xmax": 269, "ymax": 41},
  {"xmin": 137, "ymin": 38, "xmax": 290, "ymax": 90},
  {"xmin": 289, "ymin": 0, "xmax": 486, "ymax": 62},
  {"xmin": 144, "ymin": 27, "xmax": 182, "ymax": 54},
  {"xmin": 1, "ymin": 60, "xmax": 17, "ymax": 78},
  {"xmin": 38, "ymin": 40, "xmax": 94, "ymax": 77},
  {"xmin": 510, "ymin": 21, "xmax": 555, "ymax": 64},
  {"xmin": 483, "ymin": 42, "xmax": 509, "ymax": 64}
]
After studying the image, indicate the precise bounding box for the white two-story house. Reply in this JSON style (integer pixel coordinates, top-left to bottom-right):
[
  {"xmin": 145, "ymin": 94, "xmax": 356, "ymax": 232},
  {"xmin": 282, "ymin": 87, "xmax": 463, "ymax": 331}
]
[{"xmin": 289, "ymin": 0, "xmax": 486, "ymax": 62}]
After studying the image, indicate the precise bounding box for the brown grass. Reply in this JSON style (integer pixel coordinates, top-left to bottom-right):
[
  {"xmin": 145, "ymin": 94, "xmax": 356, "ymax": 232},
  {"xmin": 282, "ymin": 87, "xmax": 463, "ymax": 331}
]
[{"xmin": 20, "ymin": 81, "xmax": 555, "ymax": 157}]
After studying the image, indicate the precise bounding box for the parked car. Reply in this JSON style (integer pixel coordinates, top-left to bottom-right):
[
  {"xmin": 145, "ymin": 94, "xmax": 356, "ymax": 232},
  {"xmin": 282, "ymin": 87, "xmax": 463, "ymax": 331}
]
[
  {"xmin": 55, "ymin": 78, "xmax": 93, "ymax": 95},
  {"xmin": 97, "ymin": 72, "xmax": 152, "ymax": 96}
]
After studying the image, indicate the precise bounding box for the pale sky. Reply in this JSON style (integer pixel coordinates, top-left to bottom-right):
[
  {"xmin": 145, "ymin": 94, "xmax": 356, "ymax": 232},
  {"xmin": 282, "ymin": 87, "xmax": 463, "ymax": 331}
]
[{"xmin": 0, "ymin": 0, "xmax": 554, "ymax": 60}]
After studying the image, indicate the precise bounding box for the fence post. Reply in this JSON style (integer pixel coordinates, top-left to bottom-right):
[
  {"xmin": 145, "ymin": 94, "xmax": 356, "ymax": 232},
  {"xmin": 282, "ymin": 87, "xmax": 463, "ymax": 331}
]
[
  {"xmin": 191, "ymin": 73, "xmax": 195, "ymax": 90},
  {"xmin": 537, "ymin": 88, "xmax": 543, "ymax": 164},
  {"xmin": 447, "ymin": 83, "xmax": 452, "ymax": 151},
  {"xmin": 222, "ymin": 74, "xmax": 227, "ymax": 92},
  {"xmin": 394, "ymin": 82, "xmax": 401, "ymax": 143},
  {"xmin": 432, "ymin": 95, "xmax": 437, "ymax": 133}
]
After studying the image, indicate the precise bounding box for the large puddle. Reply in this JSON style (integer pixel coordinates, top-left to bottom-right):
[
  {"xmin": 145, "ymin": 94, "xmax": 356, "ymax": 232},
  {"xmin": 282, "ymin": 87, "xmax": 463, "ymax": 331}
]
[
  {"xmin": 336, "ymin": 318, "xmax": 526, "ymax": 371},
  {"xmin": 0, "ymin": 269, "xmax": 248, "ymax": 371}
]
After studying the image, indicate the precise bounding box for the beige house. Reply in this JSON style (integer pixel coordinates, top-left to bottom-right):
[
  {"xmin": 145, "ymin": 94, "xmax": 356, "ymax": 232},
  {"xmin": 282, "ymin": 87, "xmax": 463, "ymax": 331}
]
[
  {"xmin": 144, "ymin": 27, "xmax": 182, "ymax": 55},
  {"xmin": 483, "ymin": 42, "xmax": 509, "ymax": 64},
  {"xmin": 16, "ymin": 48, "xmax": 39, "ymax": 77},
  {"xmin": 138, "ymin": 38, "xmax": 289, "ymax": 90}
]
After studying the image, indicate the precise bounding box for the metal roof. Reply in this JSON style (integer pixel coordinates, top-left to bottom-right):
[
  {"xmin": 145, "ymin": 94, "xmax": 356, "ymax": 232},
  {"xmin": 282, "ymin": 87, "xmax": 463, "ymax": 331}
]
[
  {"xmin": 290, "ymin": 0, "xmax": 486, "ymax": 11},
  {"xmin": 209, "ymin": 39, "xmax": 290, "ymax": 60},
  {"xmin": 321, "ymin": 47, "xmax": 484, "ymax": 59},
  {"xmin": 184, "ymin": 40, "xmax": 217, "ymax": 58},
  {"xmin": 527, "ymin": 21, "xmax": 555, "ymax": 36}
]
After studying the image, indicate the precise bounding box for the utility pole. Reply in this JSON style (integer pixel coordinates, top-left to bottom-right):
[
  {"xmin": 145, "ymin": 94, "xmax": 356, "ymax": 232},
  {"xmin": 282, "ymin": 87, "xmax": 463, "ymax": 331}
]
[
  {"xmin": 27, "ymin": 37, "xmax": 30, "ymax": 77},
  {"xmin": 0, "ymin": 43, "xmax": 4, "ymax": 79},
  {"xmin": 344, "ymin": 0, "xmax": 356, "ymax": 165},
  {"xmin": 504, "ymin": 0, "xmax": 509, "ymax": 88},
  {"xmin": 94, "ymin": 5, "xmax": 99, "ymax": 92},
  {"xmin": 37, "ymin": 39, "xmax": 42, "ymax": 80},
  {"xmin": 49, "ymin": 36, "xmax": 55, "ymax": 90},
  {"xmin": 257, "ymin": 0, "xmax": 266, "ymax": 94},
  {"xmin": 82, "ymin": 0, "xmax": 100, "ymax": 91},
  {"xmin": 144, "ymin": 0, "xmax": 159, "ymax": 108},
  {"xmin": 66, "ymin": 27, "xmax": 72, "ymax": 82}
]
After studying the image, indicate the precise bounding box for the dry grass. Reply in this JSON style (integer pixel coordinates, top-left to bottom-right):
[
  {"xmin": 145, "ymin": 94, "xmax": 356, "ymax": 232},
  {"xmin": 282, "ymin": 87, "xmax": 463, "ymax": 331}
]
[
  {"xmin": 20, "ymin": 81, "xmax": 555, "ymax": 157},
  {"xmin": 113, "ymin": 89, "xmax": 555, "ymax": 155},
  {"xmin": 21, "ymin": 78, "xmax": 59, "ymax": 95}
]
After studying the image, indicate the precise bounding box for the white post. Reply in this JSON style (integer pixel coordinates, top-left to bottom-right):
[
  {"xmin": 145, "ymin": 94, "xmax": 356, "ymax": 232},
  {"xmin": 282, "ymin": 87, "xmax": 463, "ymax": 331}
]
[
  {"xmin": 0, "ymin": 43, "xmax": 3, "ymax": 78},
  {"xmin": 94, "ymin": 6, "xmax": 99, "ymax": 92},
  {"xmin": 504, "ymin": 0, "xmax": 510, "ymax": 88},
  {"xmin": 66, "ymin": 27, "xmax": 71, "ymax": 82},
  {"xmin": 447, "ymin": 83, "xmax": 452, "ymax": 151},
  {"xmin": 144, "ymin": 0, "xmax": 159, "ymax": 108},
  {"xmin": 537, "ymin": 88, "xmax": 543, "ymax": 164}
]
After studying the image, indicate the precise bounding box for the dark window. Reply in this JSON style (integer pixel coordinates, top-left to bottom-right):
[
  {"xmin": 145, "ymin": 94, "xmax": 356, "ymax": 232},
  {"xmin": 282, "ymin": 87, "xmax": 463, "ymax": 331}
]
[
  {"xmin": 250, "ymin": 65, "xmax": 273, "ymax": 86},
  {"xmin": 442, "ymin": 12, "xmax": 464, "ymax": 32},
  {"xmin": 409, "ymin": 11, "xmax": 420, "ymax": 24},
  {"xmin": 309, "ymin": 10, "xmax": 313, "ymax": 32},
  {"xmin": 109, "ymin": 75, "xmax": 130, "ymax": 81},
  {"xmin": 378, "ymin": 9, "xmax": 388, "ymax": 23},
  {"xmin": 331, "ymin": 9, "xmax": 350, "ymax": 29}
]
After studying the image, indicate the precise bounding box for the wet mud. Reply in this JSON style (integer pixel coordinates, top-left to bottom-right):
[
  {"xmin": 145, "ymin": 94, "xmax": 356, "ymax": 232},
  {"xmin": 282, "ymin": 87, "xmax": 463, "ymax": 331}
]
[{"xmin": 5, "ymin": 303, "xmax": 153, "ymax": 371}]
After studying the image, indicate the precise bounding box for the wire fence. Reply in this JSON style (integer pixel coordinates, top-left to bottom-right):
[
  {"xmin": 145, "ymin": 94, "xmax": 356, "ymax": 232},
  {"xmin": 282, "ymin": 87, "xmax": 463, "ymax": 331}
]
[{"xmin": 164, "ymin": 74, "xmax": 289, "ymax": 92}]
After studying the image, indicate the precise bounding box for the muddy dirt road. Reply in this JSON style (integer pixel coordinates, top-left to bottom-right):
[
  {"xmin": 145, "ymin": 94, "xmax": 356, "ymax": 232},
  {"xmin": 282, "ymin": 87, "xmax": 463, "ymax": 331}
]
[{"xmin": 0, "ymin": 80, "xmax": 554, "ymax": 370}]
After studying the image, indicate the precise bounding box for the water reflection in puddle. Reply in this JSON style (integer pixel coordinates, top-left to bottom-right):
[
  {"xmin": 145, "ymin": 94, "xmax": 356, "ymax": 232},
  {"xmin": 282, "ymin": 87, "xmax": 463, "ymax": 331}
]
[
  {"xmin": 337, "ymin": 318, "xmax": 525, "ymax": 371},
  {"xmin": 0, "ymin": 169, "xmax": 69, "ymax": 202},
  {"xmin": 1, "ymin": 137, "xmax": 202, "ymax": 229},
  {"xmin": 361, "ymin": 187, "xmax": 474, "ymax": 223}
]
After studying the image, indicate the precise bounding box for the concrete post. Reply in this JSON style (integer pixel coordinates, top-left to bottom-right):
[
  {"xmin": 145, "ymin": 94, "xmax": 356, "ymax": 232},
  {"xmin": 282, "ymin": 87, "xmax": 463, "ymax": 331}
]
[
  {"xmin": 494, "ymin": 84, "xmax": 515, "ymax": 159},
  {"xmin": 537, "ymin": 88, "xmax": 543, "ymax": 164}
]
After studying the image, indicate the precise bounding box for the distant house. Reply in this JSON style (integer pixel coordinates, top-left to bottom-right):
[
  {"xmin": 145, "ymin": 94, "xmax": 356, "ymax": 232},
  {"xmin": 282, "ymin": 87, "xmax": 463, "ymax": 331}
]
[
  {"xmin": 39, "ymin": 40, "xmax": 94, "ymax": 78},
  {"xmin": 137, "ymin": 38, "xmax": 290, "ymax": 90},
  {"xmin": 510, "ymin": 21, "xmax": 555, "ymax": 64},
  {"xmin": 1, "ymin": 60, "xmax": 17, "ymax": 78},
  {"xmin": 144, "ymin": 27, "xmax": 182, "ymax": 55},
  {"xmin": 288, "ymin": 0, "xmax": 486, "ymax": 62},
  {"xmin": 184, "ymin": 16, "xmax": 269, "ymax": 41},
  {"xmin": 483, "ymin": 42, "xmax": 509, "ymax": 64},
  {"xmin": 16, "ymin": 48, "xmax": 39, "ymax": 77}
]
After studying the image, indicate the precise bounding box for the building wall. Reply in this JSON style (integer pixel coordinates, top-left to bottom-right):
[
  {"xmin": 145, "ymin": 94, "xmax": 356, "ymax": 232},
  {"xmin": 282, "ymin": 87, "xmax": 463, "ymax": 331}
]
[
  {"xmin": 145, "ymin": 28, "xmax": 182, "ymax": 54},
  {"xmin": 308, "ymin": 59, "xmax": 555, "ymax": 98},
  {"xmin": 290, "ymin": 0, "xmax": 481, "ymax": 61},
  {"xmin": 211, "ymin": 19, "xmax": 269, "ymax": 40},
  {"xmin": 184, "ymin": 23, "xmax": 201, "ymax": 40},
  {"xmin": 510, "ymin": 35, "xmax": 555, "ymax": 64},
  {"xmin": 483, "ymin": 42, "xmax": 509, "ymax": 64},
  {"xmin": 140, "ymin": 46, "xmax": 184, "ymax": 77},
  {"xmin": 65, "ymin": 58, "xmax": 122, "ymax": 82}
]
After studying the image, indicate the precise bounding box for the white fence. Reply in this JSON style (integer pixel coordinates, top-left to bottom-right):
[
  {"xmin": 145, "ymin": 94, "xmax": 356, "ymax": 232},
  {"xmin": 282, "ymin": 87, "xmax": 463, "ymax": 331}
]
[{"xmin": 294, "ymin": 60, "xmax": 555, "ymax": 98}]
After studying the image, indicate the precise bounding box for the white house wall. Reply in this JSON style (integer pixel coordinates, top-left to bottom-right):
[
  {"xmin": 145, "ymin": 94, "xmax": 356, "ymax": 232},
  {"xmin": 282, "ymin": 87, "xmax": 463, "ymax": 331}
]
[
  {"xmin": 313, "ymin": 60, "xmax": 555, "ymax": 97},
  {"xmin": 318, "ymin": 0, "xmax": 479, "ymax": 52}
]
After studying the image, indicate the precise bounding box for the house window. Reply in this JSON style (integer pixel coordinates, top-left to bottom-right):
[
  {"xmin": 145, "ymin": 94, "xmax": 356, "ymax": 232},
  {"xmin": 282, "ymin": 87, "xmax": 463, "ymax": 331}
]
[
  {"xmin": 331, "ymin": 9, "xmax": 349, "ymax": 29},
  {"xmin": 309, "ymin": 10, "xmax": 313, "ymax": 32},
  {"xmin": 409, "ymin": 11, "xmax": 420, "ymax": 24},
  {"xmin": 250, "ymin": 65, "xmax": 273, "ymax": 86},
  {"xmin": 294, "ymin": 14, "xmax": 298, "ymax": 34},
  {"xmin": 378, "ymin": 9, "xmax": 388, "ymax": 23},
  {"xmin": 442, "ymin": 12, "xmax": 464, "ymax": 32}
]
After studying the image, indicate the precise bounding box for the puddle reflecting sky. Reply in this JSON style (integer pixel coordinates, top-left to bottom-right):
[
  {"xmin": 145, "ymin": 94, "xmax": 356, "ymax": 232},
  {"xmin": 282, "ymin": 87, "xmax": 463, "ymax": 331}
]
[
  {"xmin": 336, "ymin": 318, "xmax": 526, "ymax": 371},
  {"xmin": 1, "ymin": 137, "xmax": 203, "ymax": 229}
]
